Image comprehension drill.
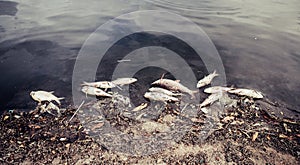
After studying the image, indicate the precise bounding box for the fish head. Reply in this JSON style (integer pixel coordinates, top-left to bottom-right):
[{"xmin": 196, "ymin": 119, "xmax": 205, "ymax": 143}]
[
  {"xmin": 144, "ymin": 92, "xmax": 151, "ymax": 98},
  {"xmin": 109, "ymin": 82, "xmax": 116, "ymax": 87},
  {"xmin": 151, "ymin": 79, "xmax": 160, "ymax": 85},
  {"xmin": 30, "ymin": 91, "xmax": 39, "ymax": 101},
  {"xmin": 95, "ymin": 90, "xmax": 101, "ymax": 94},
  {"xmin": 30, "ymin": 91, "xmax": 36, "ymax": 98},
  {"xmin": 196, "ymin": 82, "xmax": 205, "ymax": 88},
  {"xmin": 129, "ymin": 78, "xmax": 138, "ymax": 83}
]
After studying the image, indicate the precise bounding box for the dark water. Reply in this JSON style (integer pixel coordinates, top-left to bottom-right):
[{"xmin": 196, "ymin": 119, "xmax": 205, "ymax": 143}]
[{"xmin": 0, "ymin": 0, "xmax": 300, "ymax": 113}]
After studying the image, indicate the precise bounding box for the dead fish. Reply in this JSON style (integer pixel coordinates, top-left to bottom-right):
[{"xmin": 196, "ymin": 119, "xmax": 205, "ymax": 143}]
[
  {"xmin": 200, "ymin": 92, "xmax": 223, "ymax": 107},
  {"xmin": 112, "ymin": 78, "xmax": 137, "ymax": 86},
  {"xmin": 30, "ymin": 91, "xmax": 64, "ymax": 105},
  {"xmin": 144, "ymin": 92, "xmax": 179, "ymax": 102},
  {"xmin": 45, "ymin": 102, "xmax": 61, "ymax": 116},
  {"xmin": 81, "ymin": 81, "xmax": 116, "ymax": 89},
  {"xmin": 196, "ymin": 70, "xmax": 219, "ymax": 88},
  {"xmin": 46, "ymin": 102, "xmax": 60, "ymax": 112},
  {"xmin": 152, "ymin": 79, "xmax": 198, "ymax": 99},
  {"xmin": 132, "ymin": 103, "xmax": 148, "ymax": 112},
  {"xmin": 228, "ymin": 88, "xmax": 263, "ymax": 99},
  {"xmin": 81, "ymin": 86, "xmax": 112, "ymax": 97},
  {"xmin": 148, "ymin": 87, "xmax": 182, "ymax": 96},
  {"xmin": 204, "ymin": 86, "xmax": 233, "ymax": 94}
]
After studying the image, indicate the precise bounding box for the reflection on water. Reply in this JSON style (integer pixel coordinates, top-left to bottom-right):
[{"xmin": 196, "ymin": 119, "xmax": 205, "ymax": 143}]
[{"xmin": 0, "ymin": 0, "xmax": 300, "ymax": 113}]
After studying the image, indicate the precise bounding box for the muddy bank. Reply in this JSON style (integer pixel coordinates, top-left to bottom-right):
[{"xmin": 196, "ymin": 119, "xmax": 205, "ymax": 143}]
[{"xmin": 0, "ymin": 93, "xmax": 299, "ymax": 164}]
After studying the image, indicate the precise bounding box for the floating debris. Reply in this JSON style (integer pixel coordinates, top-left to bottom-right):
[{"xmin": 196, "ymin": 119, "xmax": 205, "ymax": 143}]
[
  {"xmin": 228, "ymin": 88, "xmax": 263, "ymax": 99},
  {"xmin": 30, "ymin": 91, "xmax": 64, "ymax": 105},
  {"xmin": 81, "ymin": 86, "xmax": 112, "ymax": 97},
  {"xmin": 144, "ymin": 91, "xmax": 179, "ymax": 102},
  {"xmin": 152, "ymin": 79, "xmax": 197, "ymax": 99},
  {"xmin": 196, "ymin": 70, "xmax": 218, "ymax": 88}
]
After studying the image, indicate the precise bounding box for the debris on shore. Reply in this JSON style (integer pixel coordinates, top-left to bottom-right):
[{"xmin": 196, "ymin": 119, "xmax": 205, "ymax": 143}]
[{"xmin": 0, "ymin": 74, "xmax": 299, "ymax": 164}]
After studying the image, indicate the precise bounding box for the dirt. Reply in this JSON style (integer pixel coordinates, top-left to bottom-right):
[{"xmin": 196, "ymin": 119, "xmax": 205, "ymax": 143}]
[{"xmin": 0, "ymin": 94, "xmax": 299, "ymax": 164}]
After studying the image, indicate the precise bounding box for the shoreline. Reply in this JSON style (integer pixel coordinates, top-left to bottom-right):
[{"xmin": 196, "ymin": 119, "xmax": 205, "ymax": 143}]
[{"xmin": 0, "ymin": 95, "xmax": 299, "ymax": 164}]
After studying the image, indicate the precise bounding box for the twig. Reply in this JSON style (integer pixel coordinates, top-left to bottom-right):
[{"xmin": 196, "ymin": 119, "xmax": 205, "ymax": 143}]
[{"xmin": 69, "ymin": 101, "xmax": 85, "ymax": 122}]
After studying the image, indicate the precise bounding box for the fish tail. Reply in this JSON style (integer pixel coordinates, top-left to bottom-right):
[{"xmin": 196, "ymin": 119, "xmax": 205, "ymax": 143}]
[
  {"xmin": 58, "ymin": 97, "xmax": 65, "ymax": 100},
  {"xmin": 212, "ymin": 70, "xmax": 219, "ymax": 76},
  {"xmin": 214, "ymin": 70, "xmax": 219, "ymax": 76},
  {"xmin": 192, "ymin": 90, "xmax": 199, "ymax": 94},
  {"xmin": 81, "ymin": 81, "xmax": 88, "ymax": 86},
  {"xmin": 55, "ymin": 97, "xmax": 64, "ymax": 105},
  {"xmin": 116, "ymin": 85, "xmax": 123, "ymax": 90}
]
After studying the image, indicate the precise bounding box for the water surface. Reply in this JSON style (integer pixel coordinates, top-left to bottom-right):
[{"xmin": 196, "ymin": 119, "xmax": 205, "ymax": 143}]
[{"xmin": 0, "ymin": 0, "xmax": 299, "ymax": 113}]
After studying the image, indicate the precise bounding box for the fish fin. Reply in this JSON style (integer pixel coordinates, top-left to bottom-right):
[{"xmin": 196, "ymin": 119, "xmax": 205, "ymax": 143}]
[
  {"xmin": 116, "ymin": 85, "xmax": 123, "ymax": 90},
  {"xmin": 175, "ymin": 80, "xmax": 180, "ymax": 83},
  {"xmin": 58, "ymin": 97, "xmax": 64, "ymax": 100},
  {"xmin": 190, "ymin": 90, "xmax": 198, "ymax": 99},
  {"xmin": 160, "ymin": 73, "xmax": 166, "ymax": 79},
  {"xmin": 213, "ymin": 70, "xmax": 219, "ymax": 76},
  {"xmin": 49, "ymin": 91, "xmax": 54, "ymax": 93},
  {"xmin": 55, "ymin": 97, "xmax": 64, "ymax": 105},
  {"xmin": 81, "ymin": 81, "xmax": 88, "ymax": 86}
]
